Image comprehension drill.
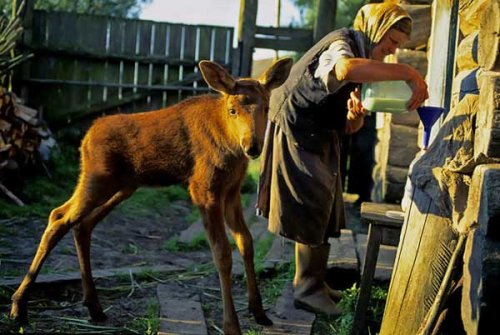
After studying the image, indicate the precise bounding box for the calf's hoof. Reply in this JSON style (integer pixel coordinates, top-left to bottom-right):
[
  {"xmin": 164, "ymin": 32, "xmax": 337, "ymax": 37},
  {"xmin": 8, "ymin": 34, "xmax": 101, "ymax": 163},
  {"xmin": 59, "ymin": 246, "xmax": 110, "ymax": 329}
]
[
  {"xmin": 223, "ymin": 322, "xmax": 242, "ymax": 335},
  {"xmin": 85, "ymin": 302, "xmax": 108, "ymax": 322},
  {"xmin": 10, "ymin": 301, "xmax": 28, "ymax": 324},
  {"xmin": 89, "ymin": 310, "xmax": 108, "ymax": 322},
  {"xmin": 253, "ymin": 311, "xmax": 273, "ymax": 326}
]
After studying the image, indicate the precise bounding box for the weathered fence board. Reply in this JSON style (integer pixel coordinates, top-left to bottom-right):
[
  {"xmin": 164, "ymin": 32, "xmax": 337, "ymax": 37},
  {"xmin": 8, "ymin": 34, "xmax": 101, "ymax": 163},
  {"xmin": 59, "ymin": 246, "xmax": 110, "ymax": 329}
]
[
  {"xmin": 17, "ymin": 10, "xmax": 234, "ymax": 125},
  {"xmin": 255, "ymin": 26, "xmax": 313, "ymax": 52}
]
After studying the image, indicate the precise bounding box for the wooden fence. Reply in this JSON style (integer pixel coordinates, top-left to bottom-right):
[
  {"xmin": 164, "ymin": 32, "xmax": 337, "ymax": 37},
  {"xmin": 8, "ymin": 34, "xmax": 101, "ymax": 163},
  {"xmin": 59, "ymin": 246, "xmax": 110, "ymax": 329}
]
[{"xmin": 16, "ymin": 10, "xmax": 235, "ymax": 126}]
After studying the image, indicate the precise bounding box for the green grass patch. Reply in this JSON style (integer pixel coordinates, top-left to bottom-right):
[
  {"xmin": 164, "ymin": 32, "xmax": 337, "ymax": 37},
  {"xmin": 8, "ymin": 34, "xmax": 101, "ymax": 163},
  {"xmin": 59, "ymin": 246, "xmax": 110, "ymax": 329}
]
[
  {"xmin": 128, "ymin": 298, "xmax": 159, "ymax": 335},
  {"xmin": 260, "ymin": 262, "xmax": 294, "ymax": 307},
  {"xmin": 253, "ymin": 234, "xmax": 275, "ymax": 276},
  {"xmin": 314, "ymin": 283, "xmax": 388, "ymax": 335},
  {"xmin": 185, "ymin": 207, "xmax": 200, "ymax": 224},
  {"xmin": 116, "ymin": 185, "xmax": 190, "ymax": 217},
  {"xmin": 241, "ymin": 159, "xmax": 260, "ymax": 195},
  {"xmin": 163, "ymin": 233, "xmax": 210, "ymax": 252},
  {"xmin": 0, "ymin": 143, "xmax": 79, "ymax": 218}
]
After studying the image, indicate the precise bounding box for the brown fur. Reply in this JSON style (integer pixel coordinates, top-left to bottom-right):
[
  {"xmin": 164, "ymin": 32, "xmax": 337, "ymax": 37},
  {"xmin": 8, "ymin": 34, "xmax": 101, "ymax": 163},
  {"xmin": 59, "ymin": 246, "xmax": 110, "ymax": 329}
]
[{"xmin": 10, "ymin": 59, "xmax": 293, "ymax": 335}]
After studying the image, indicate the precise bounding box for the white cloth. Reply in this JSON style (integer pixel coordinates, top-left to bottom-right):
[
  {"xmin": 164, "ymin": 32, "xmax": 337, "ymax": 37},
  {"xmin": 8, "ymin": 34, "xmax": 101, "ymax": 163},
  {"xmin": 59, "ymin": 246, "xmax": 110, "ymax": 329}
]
[{"xmin": 314, "ymin": 30, "xmax": 366, "ymax": 93}]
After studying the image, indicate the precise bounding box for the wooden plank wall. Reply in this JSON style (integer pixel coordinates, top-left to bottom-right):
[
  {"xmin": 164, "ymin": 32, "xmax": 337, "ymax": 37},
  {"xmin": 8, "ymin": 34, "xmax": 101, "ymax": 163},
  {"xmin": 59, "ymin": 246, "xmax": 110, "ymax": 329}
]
[{"xmin": 17, "ymin": 10, "xmax": 235, "ymax": 126}]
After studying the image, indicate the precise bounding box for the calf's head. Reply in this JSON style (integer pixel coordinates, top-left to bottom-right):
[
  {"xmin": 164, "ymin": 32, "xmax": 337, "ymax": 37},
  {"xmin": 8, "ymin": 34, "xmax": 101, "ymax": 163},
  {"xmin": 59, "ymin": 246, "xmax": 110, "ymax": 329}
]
[{"xmin": 199, "ymin": 58, "xmax": 292, "ymax": 159}]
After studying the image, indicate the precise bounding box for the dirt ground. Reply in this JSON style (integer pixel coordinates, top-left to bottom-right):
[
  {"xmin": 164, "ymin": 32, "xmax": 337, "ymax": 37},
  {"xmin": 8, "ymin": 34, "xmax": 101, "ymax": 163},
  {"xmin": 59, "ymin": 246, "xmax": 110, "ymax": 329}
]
[
  {"xmin": 0, "ymin": 194, "xmax": 307, "ymax": 334},
  {"xmin": 0, "ymin": 192, "xmax": 365, "ymax": 334}
]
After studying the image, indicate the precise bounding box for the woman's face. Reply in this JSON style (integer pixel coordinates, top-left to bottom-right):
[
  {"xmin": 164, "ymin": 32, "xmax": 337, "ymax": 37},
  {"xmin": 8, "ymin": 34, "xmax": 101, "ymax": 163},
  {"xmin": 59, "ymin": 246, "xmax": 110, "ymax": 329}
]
[{"xmin": 371, "ymin": 28, "xmax": 409, "ymax": 61}]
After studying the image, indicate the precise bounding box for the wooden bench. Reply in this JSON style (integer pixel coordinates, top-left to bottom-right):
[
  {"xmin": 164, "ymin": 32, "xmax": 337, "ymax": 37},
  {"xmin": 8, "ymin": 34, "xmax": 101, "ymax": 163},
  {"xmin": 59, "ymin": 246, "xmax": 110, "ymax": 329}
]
[{"xmin": 351, "ymin": 202, "xmax": 405, "ymax": 335}]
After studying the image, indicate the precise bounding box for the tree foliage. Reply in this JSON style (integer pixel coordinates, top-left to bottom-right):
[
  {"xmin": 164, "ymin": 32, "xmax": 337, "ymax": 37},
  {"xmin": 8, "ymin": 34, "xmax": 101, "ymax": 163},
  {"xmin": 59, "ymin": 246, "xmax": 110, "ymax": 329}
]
[
  {"xmin": 291, "ymin": 0, "xmax": 368, "ymax": 29},
  {"xmin": 0, "ymin": 0, "xmax": 152, "ymax": 18}
]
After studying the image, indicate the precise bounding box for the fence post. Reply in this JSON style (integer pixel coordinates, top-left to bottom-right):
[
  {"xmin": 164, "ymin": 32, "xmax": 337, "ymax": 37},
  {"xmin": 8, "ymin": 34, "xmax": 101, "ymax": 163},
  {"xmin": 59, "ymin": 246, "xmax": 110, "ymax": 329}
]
[
  {"xmin": 237, "ymin": 0, "xmax": 257, "ymax": 77},
  {"xmin": 16, "ymin": 0, "xmax": 35, "ymax": 105},
  {"xmin": 313, "ymin": 0, "xmax": 337, "ymax": 42},
  {"xmin": 18, "ymin": 0, "xmax": 35, "ymax": 46}
]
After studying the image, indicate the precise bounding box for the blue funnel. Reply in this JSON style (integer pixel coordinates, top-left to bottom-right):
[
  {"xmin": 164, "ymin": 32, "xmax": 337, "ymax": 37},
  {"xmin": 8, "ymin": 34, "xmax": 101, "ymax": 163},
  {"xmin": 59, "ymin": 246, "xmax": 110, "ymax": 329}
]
[{"xmin": 417, "ymin": 106, "xmax": 445, "ymax": 148}]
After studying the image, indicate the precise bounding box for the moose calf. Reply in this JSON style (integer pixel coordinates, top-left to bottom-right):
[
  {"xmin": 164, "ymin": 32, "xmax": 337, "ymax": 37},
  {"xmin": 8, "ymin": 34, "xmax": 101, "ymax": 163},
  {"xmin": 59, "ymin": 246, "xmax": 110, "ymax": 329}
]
[{"xmin": 10, "ymin": 58, "xmax": 293, "ymax": 335}]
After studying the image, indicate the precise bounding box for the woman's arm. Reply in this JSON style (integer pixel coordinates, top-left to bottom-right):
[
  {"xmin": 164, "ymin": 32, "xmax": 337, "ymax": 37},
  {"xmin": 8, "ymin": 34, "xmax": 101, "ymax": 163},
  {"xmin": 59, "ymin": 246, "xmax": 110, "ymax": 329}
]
[
  {"xmin": 335, "ymin": 58, "xmax": 428, "ymax": 111},
  {"xmin": 335, "ymin": 58, "xmax": 415, "ymax": 82}
]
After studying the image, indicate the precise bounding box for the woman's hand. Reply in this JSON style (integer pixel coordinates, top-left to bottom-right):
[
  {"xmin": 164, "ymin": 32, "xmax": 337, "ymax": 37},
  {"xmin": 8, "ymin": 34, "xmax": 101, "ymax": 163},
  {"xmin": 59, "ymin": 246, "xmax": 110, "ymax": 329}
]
[
  {"xmin": 347, "ymin": 87, "xmax": 367, "ymax": 121},
  {"xmin": 406, "ymin": 68, "xmax": 429, "ymax": 111},
  {"xmin": 345, "ymin": 87, "xmax": 367, "ymax": 134},
  {"xmin": 345, "ymin": 117, "xmax": 364, "ymax": 134},
  {"xmin": 336, "ymin": 59, "xmax": 429, "ymax": 111}
]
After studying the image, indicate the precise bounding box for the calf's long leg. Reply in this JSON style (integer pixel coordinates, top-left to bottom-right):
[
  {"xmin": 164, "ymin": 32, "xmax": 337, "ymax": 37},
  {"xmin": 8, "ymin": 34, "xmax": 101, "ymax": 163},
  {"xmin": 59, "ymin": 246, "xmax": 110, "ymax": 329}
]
[
  {"xmin": 72, "ymin": 187, "xmax": 136, "ymax": 321},
  {"xmin": 224, "ymin": 188, "xmax": 272, "ymax": 326},
  {"xmin": 10, "ymin": 176, "xmax": 120, "ymax": 322},
  {"xmin": 200, "ymin": 203, "xmax": 241, "ymax": 335}
]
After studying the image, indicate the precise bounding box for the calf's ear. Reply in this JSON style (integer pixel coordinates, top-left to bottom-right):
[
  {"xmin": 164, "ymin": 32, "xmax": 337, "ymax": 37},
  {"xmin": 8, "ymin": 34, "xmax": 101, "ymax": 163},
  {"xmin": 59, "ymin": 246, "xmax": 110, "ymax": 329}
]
[
  {"xmin": 199, "ymin": 61, "xmax": 236, "ymax": 94},
  {"xmin": 259, "ymin": 57, "xmax": 293, "ymax": 91}
]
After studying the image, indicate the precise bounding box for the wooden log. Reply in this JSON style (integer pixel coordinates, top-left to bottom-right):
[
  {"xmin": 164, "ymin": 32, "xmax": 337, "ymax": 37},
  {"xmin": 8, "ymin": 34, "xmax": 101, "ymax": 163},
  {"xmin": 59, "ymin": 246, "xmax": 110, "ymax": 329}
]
[
  {"xmin": 374, "ymin": 118, "xmax": 419, "ymax": 202},
  {"xmin": 458, "ymin": 0, "xmax": 490, "ymax": 36},
  {"xmin": 400, "ymin": 5, "xmax": 431, "ymax": 50},
  {"xmin": 387, "ymin": 124, "xmax": 420, "ymax": 168},
  {"xmin": 388, "ymin": 49, "xmax": 428, "ymax": 77},
  {"xmin": 386, "ymin": 165, "xmax": 409, "ymax": 184},
  {"xmin": 456, "ymin": 31, "xmax": 479, "ymax": 72},
  {"xmin": 390, "ymin": 110, "xmax": 420, "ymax": 127},
  {"xmin": 461, "ymin": 164, "xmax": 500, "ymax": 334},
  {"xmin": 478, "ymin": 0, "xmax": 500, "ymax": 71},
  {"xmin": 474, "ymin": 71, "xmax": 500, "ymax": 161},
  {"xmin": 450, "ymin": 67, "xmax": 481, "ymax": 111}
]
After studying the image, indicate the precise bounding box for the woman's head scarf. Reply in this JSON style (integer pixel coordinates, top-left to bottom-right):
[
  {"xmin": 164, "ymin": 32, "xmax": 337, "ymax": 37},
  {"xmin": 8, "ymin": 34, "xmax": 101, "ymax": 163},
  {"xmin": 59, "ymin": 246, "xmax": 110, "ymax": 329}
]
[{"xmin": 353, "ymin": 3, "xmax": 412, "ymax": 55}]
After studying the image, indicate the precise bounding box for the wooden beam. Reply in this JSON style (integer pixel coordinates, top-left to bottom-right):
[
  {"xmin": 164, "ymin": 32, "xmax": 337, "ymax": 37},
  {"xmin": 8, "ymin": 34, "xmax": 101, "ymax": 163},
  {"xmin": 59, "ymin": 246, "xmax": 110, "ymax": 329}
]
[
  {"xmin": 313, "ymin": 0, "xmax": 337, "ymax": 42},
  {"xmin": 254, "ymin": 26, "xmax": 313, "ymax": 52},
  {"xmin": 425, "ymin": 0, "xmax": 459, "ymax": 144},
  {"xmin": 237, "ymin": 0, "xmax": 258, "ymax": 76},
  {"xmin": 254, "ymin": 36, "xmax": 312, "ymax": 52}
]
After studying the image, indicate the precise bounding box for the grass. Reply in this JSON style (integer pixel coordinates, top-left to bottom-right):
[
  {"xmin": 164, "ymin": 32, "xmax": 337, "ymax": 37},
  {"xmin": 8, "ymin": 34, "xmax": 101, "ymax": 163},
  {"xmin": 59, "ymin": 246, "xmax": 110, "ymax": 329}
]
[
  {"xmin": 253, "ymin": 234, "xmax": 275, "ymax": 276},
  {"xmin": 260, "ymin": 262, "xmax": 294, "ymax": 308},
  {"xmin": 0, "ymin": 143, "xmax": 79, "ymax": 218},
  {"xmin": 128, "ymin": 298, "xmax": 159, "ymax": 335},
  {"xmin": 312, "ymin": 283, "xmax": 389, "ymax": 335},
  {"xmin": 115, "ymin": 185, "xmax": 190, "ymax": 217},
  {"xmin": 163, "ymin": 233, "xmax": 210, "ymax": 252}
]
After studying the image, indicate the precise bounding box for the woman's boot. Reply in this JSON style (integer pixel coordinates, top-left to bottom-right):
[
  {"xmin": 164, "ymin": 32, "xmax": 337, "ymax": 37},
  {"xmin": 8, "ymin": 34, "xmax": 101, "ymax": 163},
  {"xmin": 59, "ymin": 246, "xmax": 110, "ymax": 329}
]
[{"xmin": 293, "ymin": 242, "xmax": 342, "ymax": 316}]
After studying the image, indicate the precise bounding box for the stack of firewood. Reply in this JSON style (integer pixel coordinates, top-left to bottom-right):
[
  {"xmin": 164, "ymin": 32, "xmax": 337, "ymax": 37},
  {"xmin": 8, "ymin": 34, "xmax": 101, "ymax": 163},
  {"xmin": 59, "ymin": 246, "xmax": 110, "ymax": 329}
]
[{"xmin": 0, "ymin": 86, "xmax": 54, "ymax": 205}]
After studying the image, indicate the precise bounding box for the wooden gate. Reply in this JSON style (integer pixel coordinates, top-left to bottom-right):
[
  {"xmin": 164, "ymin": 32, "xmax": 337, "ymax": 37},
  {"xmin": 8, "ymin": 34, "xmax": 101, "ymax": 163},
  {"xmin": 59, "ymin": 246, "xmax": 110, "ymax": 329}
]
[{"xmin": 16, "ymin": 10, "xmax": 235, "ymax": 126}]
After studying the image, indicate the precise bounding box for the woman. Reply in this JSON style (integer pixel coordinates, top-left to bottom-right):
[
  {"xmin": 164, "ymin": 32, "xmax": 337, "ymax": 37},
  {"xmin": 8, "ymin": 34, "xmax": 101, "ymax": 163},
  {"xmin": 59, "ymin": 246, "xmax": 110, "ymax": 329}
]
[{"xmin": 256, "ymin": 3, "xmax": 428, "ymax": 316}]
